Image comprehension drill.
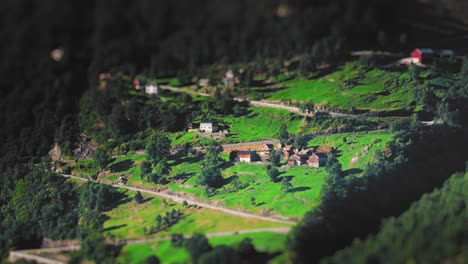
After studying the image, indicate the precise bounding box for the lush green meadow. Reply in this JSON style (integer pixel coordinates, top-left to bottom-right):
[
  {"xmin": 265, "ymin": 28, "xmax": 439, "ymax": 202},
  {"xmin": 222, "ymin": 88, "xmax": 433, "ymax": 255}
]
[
  {"xmin": 222, "ymin": 107, "xmax": 303, "ymax": 142},
  {"xmin": 168, "ymin": 163, "xmax": 328, "ymax": 218},
  {"xmin": 117, "ymin": 232, "xmax": 287, "ymax": 264},
  {"xmin": 103, "ymin": 189, "xmax": 288, "ymax": 240},
  {"xmin": 307, "ymin": 130, "xmax": 394, "ymax": 171},
  {"xmin": 98, "ymin": 131, "xmax": 393, "ymax": 219},
  {"xmin": 268, "ymin": 62, "xmax": 419, "ymax": 112}
]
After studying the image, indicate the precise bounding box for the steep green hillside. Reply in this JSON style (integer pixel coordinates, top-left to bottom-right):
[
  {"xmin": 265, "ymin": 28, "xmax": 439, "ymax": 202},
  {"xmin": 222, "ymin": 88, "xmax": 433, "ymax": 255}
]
[
  {"xmin": 269, "ymin": 62, "xmax": 420, "ymax": 112},
  {"xmin": 322, "ymin": 171, "xmax": 468, "ymax": 264}
]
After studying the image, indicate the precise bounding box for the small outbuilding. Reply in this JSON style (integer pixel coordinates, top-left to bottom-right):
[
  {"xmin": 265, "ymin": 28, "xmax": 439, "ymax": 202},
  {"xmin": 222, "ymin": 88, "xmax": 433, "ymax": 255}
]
[
  {"xmin": 145, "ymin": 83, "xmax": 159, "ymax": 95},
  {"xmin": 133, "ymin": 79, "xmax": 147, "ymax": 91},
  {"xmin": 262, "ymin": 144, "xmax": 274, "ymax": 152},
  {"xmin": 307, "ymin": 153, "xmax": 328, "ymax": 168},
  {"xmin": 234, "ymin": 151, "xmax": 258, "ymax": 163},
  {"xmin": 200, "ymin": 120, "xmax": 218, "ymax": 133},
  {"xmin": 288, "ymin": 154, "xmax": 307, "ymax": 166},
  {"xmin": 411, "ymin": 48, "xmax": 434, "ymax": 65}
]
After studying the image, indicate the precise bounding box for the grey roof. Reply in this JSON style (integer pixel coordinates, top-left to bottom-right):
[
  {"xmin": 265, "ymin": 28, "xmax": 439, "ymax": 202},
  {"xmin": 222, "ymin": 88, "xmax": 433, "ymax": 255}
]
[
  {"xmin": 418, "ymin": 48, "xmax": 434, "ymax": 54},
  {"xmin": 438, "ymin": 49, "xmax": 454, "ymax": 56}
]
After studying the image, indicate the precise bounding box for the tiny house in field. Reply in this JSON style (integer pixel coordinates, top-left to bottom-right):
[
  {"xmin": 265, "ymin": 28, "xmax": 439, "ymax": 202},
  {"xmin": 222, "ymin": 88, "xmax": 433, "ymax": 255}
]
[
  {"xmin": 145, "ymin": 83, "xmax": 159, "ymax": 95},
  {"xmin": 200, "ymin": 120, "xmax": 218, "ymax": 133},
  {"xmin": 133, "ymin": 79, "xmax": 147, "ymax": 91},
  {"xmin": 234, "ymin": 151, "xmax": 257, "ymax": 163},
  {"xmin": 288, "ymin": 154, "xmax": 306, "ymax": 166},
  {"xmin": 307, "ymin": 153, "xmax": 328, "ymax": 168}
]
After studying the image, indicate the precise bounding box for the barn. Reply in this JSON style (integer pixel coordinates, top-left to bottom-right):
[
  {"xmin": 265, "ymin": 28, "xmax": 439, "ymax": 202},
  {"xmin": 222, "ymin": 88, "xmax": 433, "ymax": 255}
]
[
  {"xmin": 411, "ymin": 48, "xmax": 434, "ymax": 65},
  {"xmin": 234, "ymin": 151, "xmax": 257, "ymax": 163}
]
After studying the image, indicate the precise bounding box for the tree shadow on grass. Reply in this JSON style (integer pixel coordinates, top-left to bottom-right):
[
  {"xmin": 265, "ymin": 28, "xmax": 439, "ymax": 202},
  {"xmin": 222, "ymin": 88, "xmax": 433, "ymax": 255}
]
[
  {"xmin": 103, "ymin": 224, "xmax": 127, "ymax": 232},
  {"xmin": 287, "ymin": 186, "xmax": 311, "ymax": 193},
  {"xmin": 102, "ymin": 189, "xmax": 131, "ymax": 212},
  {"xmin": 141, "ymin": 197, "xmax": 154, "ymax": 204},
  {"xmin": 342, "ymin": 168, "xmax": 363, "ymax": 177},
  {"xmin": 249, "ymin": 251, "xmax": 283, "ymax": 264},
  {"xmin": 219, "ymin": 174, "xmax": 238, "ymax": 187},
  {"xmin": 219, "ymin": 161, "xmax": 235, "ymax": 170},
  {"xmin": 171, "ymin": 154, "xmax": 203, "ymax": 167},
  {"xmin": 109, "ymin": 159, "xmax": 134, "ymax": 173},
  {"xmin": 174, "ymin": 172, "xmax": 195, "ymax": 182},
  {"xmin": 281, "ymin": 175, "xmax": 295, "ymax": 182}
]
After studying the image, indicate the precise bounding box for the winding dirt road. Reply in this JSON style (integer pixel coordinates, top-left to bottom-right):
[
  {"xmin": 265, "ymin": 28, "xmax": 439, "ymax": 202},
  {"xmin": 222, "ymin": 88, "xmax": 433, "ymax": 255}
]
[
  {"xmin": 60, "ymin": 174, "xmax": 296, "ymax": 225},
  {"xmin": 159, "ymin": 85, "xmax": 363, "ymax": 118}
]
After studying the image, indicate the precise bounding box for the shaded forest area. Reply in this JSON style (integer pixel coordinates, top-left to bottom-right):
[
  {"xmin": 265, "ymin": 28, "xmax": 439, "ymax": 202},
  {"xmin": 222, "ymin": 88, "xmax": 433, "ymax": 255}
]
[{"xmin": 0, "ymin": 0, "xmax": 465, "ymax": 164}]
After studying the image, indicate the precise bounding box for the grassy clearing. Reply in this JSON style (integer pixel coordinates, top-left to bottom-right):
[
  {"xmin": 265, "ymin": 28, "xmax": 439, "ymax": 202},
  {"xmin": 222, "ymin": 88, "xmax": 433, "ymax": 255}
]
[
  {"xmin": 222, "ymin": 107, "xmax": 303, "ymax": 142},
  {"xmin": 268, "ymin": 62, "xmax": 420, "ymax": 112},
  {"xmin": 103, "ymin": 189, "xmax": 287, "ymax": 240},
  {"xmin": 71, "ymin": 159, "xmax": 99, "ymax": 178},
  {"xmin": 117, "ymin": 232, "xmax": 287, "ymax": 264},
  {"xmin": 307, "ymin": 130, "xmax": 394, "ymax": 171},
  {"xmin": 168, "ymin": 161, "xmax": 327, "ymax": 218}
]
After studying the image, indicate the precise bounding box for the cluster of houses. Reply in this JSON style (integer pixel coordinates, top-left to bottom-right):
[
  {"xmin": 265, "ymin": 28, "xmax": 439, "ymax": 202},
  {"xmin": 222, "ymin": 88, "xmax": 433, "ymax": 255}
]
[
  {"xmin": 133, "ymin": 79, "xmax": 159, "ymax": 95},
  {"xmin": 232, "ymin": 144, "xmax": 334, "ymax": 168},
  {"xmin": 198, "ymin": 69, "xmax": 241, "ymax": 88}
]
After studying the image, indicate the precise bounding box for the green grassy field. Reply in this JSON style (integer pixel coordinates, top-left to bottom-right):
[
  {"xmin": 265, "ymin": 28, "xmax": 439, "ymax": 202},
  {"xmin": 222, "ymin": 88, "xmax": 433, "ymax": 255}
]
[
  {"xmin": 103, "ymin": 189, "xmax": 288, "ymax": 240},
  {"xmin": 222, "ymin": 107, "xmax": 303, "ymax": 142},
  {"xmin": 168, "ymin": 162, "xmax": 327, "ymax": 218},
  {"xmin": 307, "ymin": 130, "xmax": 394, "ymax": 171},
  {"xmin": 117, "ymin": 232, "xmax": 287, "ymax": 264},
  {"xmin": 94, "ymin": 131, "xmax": 393, "ymax": 219},
  {"xmin": 268, "ymin": 62, "xmax": 420, "ymax": 112}
]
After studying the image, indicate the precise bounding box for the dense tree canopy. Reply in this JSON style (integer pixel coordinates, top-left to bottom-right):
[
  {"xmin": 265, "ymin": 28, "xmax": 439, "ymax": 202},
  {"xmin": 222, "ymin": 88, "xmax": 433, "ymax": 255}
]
[{"xmin": 322, "ymin": 171, "xmax": 468, "ymax": 264}]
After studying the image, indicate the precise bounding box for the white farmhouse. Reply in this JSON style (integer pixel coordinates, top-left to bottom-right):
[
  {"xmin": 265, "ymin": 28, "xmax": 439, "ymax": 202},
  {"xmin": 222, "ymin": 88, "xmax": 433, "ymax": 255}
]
[
  {"xmin": 199, "ymin": 120, "xmax": 218, "ymax": 133},
  {"xmin": 145, "ymin": 83, "xmax": 159, "ymax": 95}
]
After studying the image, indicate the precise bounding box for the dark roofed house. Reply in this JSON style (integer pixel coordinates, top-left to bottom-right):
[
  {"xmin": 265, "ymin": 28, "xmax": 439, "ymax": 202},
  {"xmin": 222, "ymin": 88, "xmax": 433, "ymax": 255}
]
[{"xmin": 307, "ymin": 153, "xmax": 328, "ymax": 168}]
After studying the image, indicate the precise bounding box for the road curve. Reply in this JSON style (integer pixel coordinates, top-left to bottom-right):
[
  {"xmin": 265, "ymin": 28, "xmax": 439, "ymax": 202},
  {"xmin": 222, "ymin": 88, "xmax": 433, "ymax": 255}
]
[
  {"xmin": 159, "ymin": 85, "xmax": 362, "ymax": 118},
  {"xmin": 60, "ymin": 174, "xmax": 296, "ymax": 225}
]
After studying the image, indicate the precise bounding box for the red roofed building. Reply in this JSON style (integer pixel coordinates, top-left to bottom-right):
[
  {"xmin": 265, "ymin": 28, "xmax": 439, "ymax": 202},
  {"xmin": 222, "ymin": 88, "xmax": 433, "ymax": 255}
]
[
  {"xmin": 235, "ymin": 151, "xmax": 257, "ymax": 163},
  {"xmin": 411, "ymin": 48, "xmax": 434, "ymax": 65}
]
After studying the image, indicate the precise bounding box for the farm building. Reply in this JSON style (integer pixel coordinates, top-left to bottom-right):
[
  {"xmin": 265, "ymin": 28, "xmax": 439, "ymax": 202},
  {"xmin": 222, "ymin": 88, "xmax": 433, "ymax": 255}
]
[
  {"xmin": 234, "ymin": 151, "xmax": 258, "ymax": 163},
  {"xmin": 411, "ymin": 48, "xmax": 434, "ymax": 65},
  {"xmin": 198, "ymin": 78, "xmax": 209, "ymax": 87},
  {"xmin": 223, "ymin": 69, "xmax": 239, "ymax": 86},
  {"xmin": 307, "ymin": 153, "xmax": 328, "ymax": 168},
  {"xmin": 262, "ymin": 144, "xmax": 274, "ymax": 152},
  {"xmin": 133, "ymin": 79, "xmax": 147, "ymax": 91},
  {"xmin": 200, "ymin": 120, "xmax": 218, "ymax": 133},
  {"xmin": 288, "ymin": 154, "xmax": 307, "ymax": 166},
  {"xmin": 282, "ymin": 146, "xmax": 293, "ymax": 159},
  {"xmin": 145, "ymin": 83, "xmax": 159, "ymax": 95}
]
